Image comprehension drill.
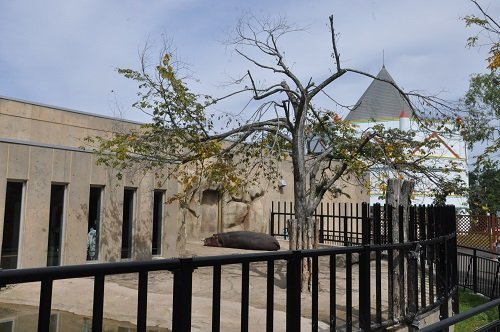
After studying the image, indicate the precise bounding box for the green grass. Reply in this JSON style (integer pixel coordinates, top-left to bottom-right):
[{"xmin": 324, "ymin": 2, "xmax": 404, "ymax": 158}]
[{"xmin": 455, "ymin": 288, "xmax": 499, "ymax": 332}]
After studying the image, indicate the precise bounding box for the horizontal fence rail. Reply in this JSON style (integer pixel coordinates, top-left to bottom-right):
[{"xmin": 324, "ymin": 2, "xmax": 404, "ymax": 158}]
[
  {"xmin": 0, "ymin": 204, "xmax": 458, "ymax": 332},
  {"xmin": 419, "ymin": 296, "xmax": 500, "ymax": 332}
]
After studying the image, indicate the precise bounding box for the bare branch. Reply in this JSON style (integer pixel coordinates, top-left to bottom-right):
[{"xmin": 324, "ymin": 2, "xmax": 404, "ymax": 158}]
[{"xmin": 329, "ymin": 15, "xmax": 342, "ymax": 72}]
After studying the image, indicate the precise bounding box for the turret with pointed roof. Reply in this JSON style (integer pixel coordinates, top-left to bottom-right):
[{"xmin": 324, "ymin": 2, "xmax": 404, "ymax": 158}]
[
  {"xmin": 345, "ymin": 66, "xmax": 412, "ymax": 122},
  {"xmin": 343, "ymin": 66, "xmax": 468, "ymax": 210}
]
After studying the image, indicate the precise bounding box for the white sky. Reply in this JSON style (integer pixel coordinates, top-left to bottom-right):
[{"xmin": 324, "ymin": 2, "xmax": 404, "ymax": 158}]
[{"xmin": 0, "ymin": 0, "xmax": 497, "ymax": 125}]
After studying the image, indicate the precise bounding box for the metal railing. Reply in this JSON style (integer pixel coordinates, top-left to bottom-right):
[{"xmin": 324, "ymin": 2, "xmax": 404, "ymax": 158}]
[
  {"xmin": 420, "ymin": 297, "xmax": 500, "ymax": 332},
  {"xmin": 270, "ymin": 202, "xmax": 367, "ymax": 245},
  {"xmin": 0, "ymin": 204, "xmax": 457, "ymax": 332},
  {"xmin": 458, "ymin": 246, "xmax": 500, "ymax": 299}
]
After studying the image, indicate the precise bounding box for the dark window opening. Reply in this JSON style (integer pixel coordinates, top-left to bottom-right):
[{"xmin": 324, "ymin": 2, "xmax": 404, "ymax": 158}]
[
  {"xmin": 1, "ymin": 182, "xmax": 24, "ymax": 269},
  {"xmin": 152, "ymin": 191, "xmax": 164, "ymax": 256},
  {"xmin": 47, "ymin": 184, "xmax": 66, "ymax": 266},
  {"xmin": 121, "ymin": 189, "xmax": 135, "ymax": 259},
  {"xmin": 0, "ymin": 320, "xmax": 13, "ymax": 331},
  {"xmin": 87, "ymin": 187, "xmax": 102, "ymax": 261}
]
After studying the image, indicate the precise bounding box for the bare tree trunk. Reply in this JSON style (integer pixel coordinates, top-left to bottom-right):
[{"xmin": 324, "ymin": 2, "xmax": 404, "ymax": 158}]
[
  {"xmin": 177, "ymin": 208, "xmax": 188, "ymax": 257},
  {"xmin": 287, "ymin": 217, "xmax": 318, "ymax": 291},
  {"xmin": 386, "ymin": 178, "xmax": 414, "ymax": 320}
]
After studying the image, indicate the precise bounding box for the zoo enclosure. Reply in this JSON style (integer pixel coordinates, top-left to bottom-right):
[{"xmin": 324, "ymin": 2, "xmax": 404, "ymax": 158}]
[{"xmin": 0, "ymin": 204, "xmax": 458, "ymax": 332}]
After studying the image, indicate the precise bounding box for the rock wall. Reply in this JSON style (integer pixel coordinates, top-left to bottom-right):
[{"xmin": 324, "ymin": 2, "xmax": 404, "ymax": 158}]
[{"xmin": 183, "ymin": 184, "xmax": 267, "ymax": 240}]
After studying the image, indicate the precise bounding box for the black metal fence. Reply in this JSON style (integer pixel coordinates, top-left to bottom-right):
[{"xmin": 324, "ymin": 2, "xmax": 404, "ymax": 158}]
[
  {"xmin": 0, "ymin": 204, "xmax": 457, "ymax": 332},
  {"xmin": 270, "ymin": 201, "xmax": 367, "ymax": 245},
  {"xmin": 458, "ymin": 246, "xmax": 500, "ymax": 299}
]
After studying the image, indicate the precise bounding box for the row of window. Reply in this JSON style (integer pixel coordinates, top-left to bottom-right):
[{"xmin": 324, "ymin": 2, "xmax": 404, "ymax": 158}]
[{"xmin": 1, "ymin": 181, "xmax": 165, "ymax": 269}]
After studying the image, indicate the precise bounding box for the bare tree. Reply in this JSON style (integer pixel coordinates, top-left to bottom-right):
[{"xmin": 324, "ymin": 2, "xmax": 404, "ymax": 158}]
[{"xmin": 89, "ymin": 15, "xmax": 465, "ymax": 269}]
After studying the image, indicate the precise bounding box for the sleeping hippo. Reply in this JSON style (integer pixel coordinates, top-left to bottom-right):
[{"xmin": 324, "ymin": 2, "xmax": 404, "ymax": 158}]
[{"xmin": 203, "ymin": 231, "xmax": 280, "ymax": 251}]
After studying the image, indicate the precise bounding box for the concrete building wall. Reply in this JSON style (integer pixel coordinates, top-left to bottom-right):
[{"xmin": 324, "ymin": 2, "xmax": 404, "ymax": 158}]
[
  {"xmin": 0, "ymin": 96, "xmax": 184, "ymax": 268},
  {"xmin": 0, "ymin": 96, "xmax": 366, "ymax": 268},
  {"xmin": 0, "ymin": 139, "xmax": 178, "ymax": 268}
]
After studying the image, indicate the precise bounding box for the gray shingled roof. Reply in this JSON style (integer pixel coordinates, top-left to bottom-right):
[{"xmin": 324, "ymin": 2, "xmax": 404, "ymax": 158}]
[{"xmin": 345, "ymin": 66, "xmax": 412, "ymax": 122}]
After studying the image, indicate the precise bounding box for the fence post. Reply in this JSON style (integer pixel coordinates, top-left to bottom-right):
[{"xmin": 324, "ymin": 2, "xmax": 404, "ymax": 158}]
[
  {"xmin": 287, "ymin": 251, "xmax": 301, "ymax": 332},
  {"xmin": 359, "ymin": 203, "xmax": 371, "ymax": 331},
  {"xmin": 436, "ymin": 207, "xmax": 449, "ymax": 327},
  {"xmin": 407, "ymin": 206, "xmax": 418, "ymax": 331},
  {"xmin": 38, "ymin": 278, "xmax": 53, "ymax": 332},
  {"xmin": 473, "ymin": 248, "xmax": 478, "ymax": 294},
  {"xmin": 319, "ymin": 216, "xmax": 324, "ymax": 244},
  {"xmin": 270, "ymin": 202, "xmax": 275, "ymax": 236},
  {"xmin": 450, "ymin": 206, "xmax": 459, "ymax": 315},
  {"xmin": 172, "ymin": 258, "xmax": 194, "ymax": 331}
]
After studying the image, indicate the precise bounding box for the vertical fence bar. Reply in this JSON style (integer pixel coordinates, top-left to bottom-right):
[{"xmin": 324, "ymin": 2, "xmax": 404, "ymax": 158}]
[
  {"xmin": 137, "ymin": 271, "xmax": 148, "ymax": 332},
  {"xmin": 172, "ymin": 258, "xmax": 194, "ymax": 331},
  {"xmin": 373, "ymin": 203, "xmax": 382, "ymax": 324},
  {"xmin": 428, "ymin": 207, "xmax": 435, "ymax": 305},
  {"xmin": 346, "ymin": 252, "xmax": 352, "ymax": 332},
  {"xmin": 287, "ymin": 251, "xmax": 301, "ymax": 332},
  {"xmin": 359, "ymin": 203, "xmax": 371, "ymax": 331},
  {"xmin": 387, "ymin": 205, "xmax": 394, "ymax": 321},
  {"xmin": 330, "ymin": 203, "xmax": 335, "ymax": 243},
  {"xmin": 212, "ymin": 265, "xmax": 221, "ymax": 332},
  {"xmin": 450, "ymin": 207, "xmax": 459, "ymax": 315},
  {"xmin": 271, "ymin": 202, "xmax": 275, "ymax": 236},
  {"xmin": 407, "ymin": 206, "xmax": 418, "ymax": 328},
  {"xmin": 473, "ymin": 248, "xmax": 478, "ymax": 294},
  {"xmin": 312, "ymin": 256, "xmax": 319, "ymax": 332},
  {"xmin": 241, "ymin": 262, "xmax": 250, "ymax": 332},
  {"xmin": 419, "ymin": 205, "xmax": 427, "ymax": 309},
  {"xmin": 320, "ymin": 216, "xmax": 324, "ymax": 244},
  {"xmin": 351, "ymin": 203, "xmax": 355, "ymax": 244},
  {"xmin": 344, "ymin": 212, "xmax": 348, "ymax": 246},
  {"xmin": 38, "ymin": 278, "xmax": 53, "ymax": 332},
  {"xmin": 282, "ymin": 202, "xmax": 285, "ymax": 238},
  {"xmin": 436, "ymin": 207, "xmax": 449, "ymax": 326},
  {"xmin": 266, "ymin": 260, "xmax": 274, "ymax": 332},
  {"xmin": 92, "ymin": 273, "xmax": 105, "ymax": 332},
  {"xmin": 330, "ymin": 254, "xmax": 336, "ymax": 331},
  {"xmin": 398, "ymin": 205, "xmax": 406, "ymax": 320}
]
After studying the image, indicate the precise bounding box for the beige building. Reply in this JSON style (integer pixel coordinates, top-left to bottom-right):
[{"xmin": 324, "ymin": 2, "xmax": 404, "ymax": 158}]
[{"xmin": 0, "ymin": 96, "xmax": 367, "ymax": 269}]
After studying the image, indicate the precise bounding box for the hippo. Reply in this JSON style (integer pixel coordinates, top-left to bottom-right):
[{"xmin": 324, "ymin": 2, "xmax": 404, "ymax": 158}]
[{"xmin": 203, "ymin": 231, "xmax": 280, "ymax": 251}]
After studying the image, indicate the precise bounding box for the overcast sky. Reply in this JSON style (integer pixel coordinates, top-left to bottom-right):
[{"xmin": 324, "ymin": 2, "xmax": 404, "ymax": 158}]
[{"xmin": 0, "ymin": 0, "xmax": 497, "ymax": 124}]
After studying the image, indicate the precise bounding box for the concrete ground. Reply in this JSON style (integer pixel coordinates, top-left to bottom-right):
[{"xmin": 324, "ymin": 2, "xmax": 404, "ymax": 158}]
[{"xmin": 0, "ymin": 240, "xmax": 391, "ymax": 331}]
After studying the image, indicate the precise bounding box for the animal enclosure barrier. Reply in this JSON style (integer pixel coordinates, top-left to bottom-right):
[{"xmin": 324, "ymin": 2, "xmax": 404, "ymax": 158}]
[
  {"xmin": 270, "ymin": 202, "xmax": 366, "ymax": 245},
  {"xmin": 0, "ymin": 204, "xmax": 457, "ymax": 332}
]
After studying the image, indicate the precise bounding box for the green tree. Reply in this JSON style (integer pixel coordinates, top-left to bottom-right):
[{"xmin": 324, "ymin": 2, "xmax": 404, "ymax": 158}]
[
  {"xmin": 89, "ymin": 15, "xmax": 465, "ymax": 256},
  {"xmin": 468, "ymin": 161, "xmax": 500, "ymax": 215},
  {"xmin": 461, "ymin": 0, "xmax": 499, "ymax": 164}
]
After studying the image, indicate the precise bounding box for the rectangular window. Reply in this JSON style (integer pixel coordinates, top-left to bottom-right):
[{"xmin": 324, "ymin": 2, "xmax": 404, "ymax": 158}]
[
  {"xmin": 152, "ymin": 191, "xmax": 164, "ymax": 256},
  {"xmin": 47, "ymin": 184, "xmax": 66, "ymax": 266},
  {"xmin": 0, "ymin": 320, "xmax": 14, "ymax": 331},
  {"xmin": 1, "ymin": 181, "xmax": 24, "ymax": 269},
  {"xmin": 121, "ymin": 188, "xmax": 135, "ymax": 259},
  {"xmin": 87, "ymin": 187, "xmax": 102, "ymax": 261}
]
